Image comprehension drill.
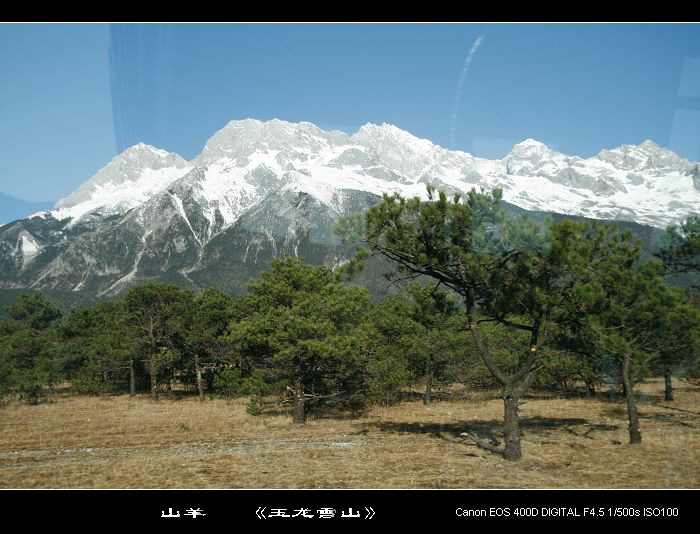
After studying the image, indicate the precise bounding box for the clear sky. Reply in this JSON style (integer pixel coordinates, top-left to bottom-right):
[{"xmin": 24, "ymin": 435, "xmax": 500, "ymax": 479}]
[{"xmin": 1, "ymin": 23, "xmax": 699, "ymax": 203}]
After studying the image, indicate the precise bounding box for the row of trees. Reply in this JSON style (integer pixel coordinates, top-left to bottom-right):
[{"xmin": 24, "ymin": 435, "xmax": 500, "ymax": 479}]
[
  {"xmin": 1, "ymin": 187, "xmax": 698, "ymax": 462},
  {"xmin": 0, "ymin": 265, "xmax": 471, "ymax": 412}
]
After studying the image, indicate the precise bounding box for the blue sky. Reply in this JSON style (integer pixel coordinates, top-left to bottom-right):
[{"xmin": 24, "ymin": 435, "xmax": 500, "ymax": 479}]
[{"xmin": 1, "ymin": 23, "xmax": 699, "ymax": 202}]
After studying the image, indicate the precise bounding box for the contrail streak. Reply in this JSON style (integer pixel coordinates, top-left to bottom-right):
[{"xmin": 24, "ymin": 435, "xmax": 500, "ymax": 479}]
[{"xmin": 450, "ymin": 34, "xmax": 485, "ymax": 149}]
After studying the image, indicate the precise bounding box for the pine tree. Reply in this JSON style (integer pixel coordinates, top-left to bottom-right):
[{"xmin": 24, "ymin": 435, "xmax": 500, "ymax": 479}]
[
  {"xmin": 341, "ymin": 186, "xmax": 621, "ymax": 461},
  {"xmin": 123, "ymin": 284, "xmax": 193, "ymax": 401},
  {"xmin": 657, "ymin": 215, "xmax": 700, "ymax": 276},
  {"xmin": 55, "ymin": 302, "xmax": 134, "ymax": 395},
  {"xmin": 404, "ymin": 283, "xmax": 465, "ymax": 405},
  {"xmin": 179, "ymin": 288, "xmax": 236, "ymax": 401},
  {"xmin": 573, "ymin": 249, "xmax": 681, "ymax": 444},
  {"xmin": 0, "ymin": 293, "xmax": 61, "ymax": 403},
  {"xmin": 226, "ymin": 257, "xmax": 371, "ymax": 423}
]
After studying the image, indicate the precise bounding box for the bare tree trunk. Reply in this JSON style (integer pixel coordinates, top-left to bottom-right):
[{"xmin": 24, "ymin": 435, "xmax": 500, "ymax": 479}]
[
  {"xmin": 586, "ymin": 381, "xmax": 596, "ymax": 397},
  {"xmin": 424, "ymin": 352, "xmax": 432, "ymax": 406},
  {"xmin": 149, "ymin": 356, "xmax": 158, "ymax": 401},
  {"xmin": 664, "ymin": 367, "xmax": 674, "ymax": 401},
  {"xmin": 622, "ymin": 352, "xmax": 642, "ymax": 444},
  {"xmin": 502, "ymin": 386, "xmax": 522, "ymax": 461},
  {"xmin": 148, "ymin": 317, "xmax": 158, "ymax": 401},
  {"xmin": 129, "ymin": 358, "xmax": 135, "ymax": 397},
  {"xmin": 292, "ymin": 377, "xmax": 306, "ymax": 424},
  {"xmin": 465, "ymin": 289, "xmax": 542, "ymax": 462},
  {"xmin": 195, "ymin": 355, "xmax": 205, "ymax": 402}
]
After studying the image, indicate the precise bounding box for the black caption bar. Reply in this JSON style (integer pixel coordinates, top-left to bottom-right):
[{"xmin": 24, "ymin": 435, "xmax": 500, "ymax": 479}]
[{"xmin": 5, "ymin": 489, "xmax": 695, "ymax": 527}]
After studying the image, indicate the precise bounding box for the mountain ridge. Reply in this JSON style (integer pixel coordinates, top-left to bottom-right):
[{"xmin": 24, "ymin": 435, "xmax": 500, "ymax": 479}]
[
  {"xmin": 36, "ymin": 118, "xmax": 700, "ymax": 231},
  {"xmin": 1, "ymin": 119, "xmax": 698, "ymax": 304}
]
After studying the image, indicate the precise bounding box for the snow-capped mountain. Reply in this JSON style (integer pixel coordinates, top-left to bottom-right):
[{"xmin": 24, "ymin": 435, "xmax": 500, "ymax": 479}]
[
  {"xmin": 41, "ymin": 118, "xmax": 699, "ymax": 229},
  {"xmin": 1, "ymin": 119, "xmax": 698, "ymax": 301},
  {"xmin": 52, "ymin": 143, "xmax": 192, "ymax": 223}
]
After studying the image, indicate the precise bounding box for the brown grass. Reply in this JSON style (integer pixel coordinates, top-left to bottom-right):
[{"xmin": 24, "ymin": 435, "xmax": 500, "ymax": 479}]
[{"xmin": 0, "ymin": 378, "xmax": 698, "ymax": 488}]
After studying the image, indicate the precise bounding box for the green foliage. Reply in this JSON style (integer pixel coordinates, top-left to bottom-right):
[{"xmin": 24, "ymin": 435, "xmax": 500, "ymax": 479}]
[
  {"xmin": 561, "ymin": 223, "xmax": 692, "ymax": 404},
  {"xmin": 535, "ymin": 349, "xmax": 603, "ymax": 393},
  {"xmin": 403, "ymin": 284, "xmax": 470, "ymax": 401},
  {"xmin": 124, "ymin": 284, "xmax": 194, "ymax": 349},
  {"xmin": 6, "ymin": 293, "xmax": 61, "ymax": 330},
  {"xmin": 212, "ymin": 367, "xmax": 244, "ymax": 399},
  {"xmin": 354, "ymin": 185, "xmax": 606, "ymax": 402},
  {"xmin": 246, "ymin": 393, "xmax": 267, "ymax": 416},
  {"xmin": 448, "ymin": 322, "xmax": 527, "ymax": 388},
  {"xmin": 657, "ymin": 215, "xmax": 700, "ymax": 276},
  {"xmin": 226, "ymin": 257, "xmax": 372, "ymax": 420},
  {"xmin": 365, "ymin": 349, "xmax": 413, "ymax": 405},
  {"xmin": 54, "ymin": 301, "xmax": 136, "ymax": 394},
  {"xmin": 123, "ymin": 284, "xmax": 194, "ymax": 397},
  {"xmin": 211, "ymin": 368, "xmax": 272, "ymax": 399},
  {"xmin": 361, "ymin": 295, "xmax": 416, "ymax": 404},
  {"xmin": 0, "ymin": 293, "xmax": 62, "ymax": 403},
  {"xmin": 186, "ymin": 288, "xmax": 236, "ymax": 363},
  {"xmin": 648, "ymin": 296, "xmax": 700, "ymax": 377},
  {"xmin": 71, "ymin": 369, "xmax": 110, "ymax": 396}
]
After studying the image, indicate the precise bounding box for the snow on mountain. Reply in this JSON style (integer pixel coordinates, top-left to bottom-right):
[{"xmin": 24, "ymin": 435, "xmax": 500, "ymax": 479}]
[
  {"xmin": 493, "ymin": 138, "xmax": 698, "ymax": 226},
  {"xmin": 19, "ymin": 232, "xmax": 42, "ymax": 263},
  {"xmin": 3, "ymin": 118, "xmax": 698, "ymax": 299},
  {"xmin": 50, "ymin": 143, "xmax": 192, "ymax": 223},
  {"xmin": 194, "ymin": 118, "xmax": 349, "ymax": 166},
  {"xmin": 27, "ymin": 119, "xmax": 700, "ymax": 235}
]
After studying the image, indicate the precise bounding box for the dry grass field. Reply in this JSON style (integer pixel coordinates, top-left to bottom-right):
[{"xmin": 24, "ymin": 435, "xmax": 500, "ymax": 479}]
[{"xmin": 1, "ymin": 378, "xmax": 698, "ymax": 488}]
